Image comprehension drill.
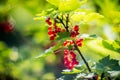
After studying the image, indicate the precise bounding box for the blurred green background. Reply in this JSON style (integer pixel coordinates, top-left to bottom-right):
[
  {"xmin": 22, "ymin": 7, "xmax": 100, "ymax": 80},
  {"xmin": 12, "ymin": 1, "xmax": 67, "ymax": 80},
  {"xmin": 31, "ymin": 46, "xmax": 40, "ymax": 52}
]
[{"xmin": 0, "ymin": 0, "xmax": 120, "ymax": 80}]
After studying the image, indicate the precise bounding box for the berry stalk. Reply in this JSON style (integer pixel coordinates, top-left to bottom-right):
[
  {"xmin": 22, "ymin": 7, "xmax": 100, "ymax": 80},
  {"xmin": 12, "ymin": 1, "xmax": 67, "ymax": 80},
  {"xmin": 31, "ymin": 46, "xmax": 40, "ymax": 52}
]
[{"xmin": 72, "ymin": 40, "xmax": 92, "ymax": 73}]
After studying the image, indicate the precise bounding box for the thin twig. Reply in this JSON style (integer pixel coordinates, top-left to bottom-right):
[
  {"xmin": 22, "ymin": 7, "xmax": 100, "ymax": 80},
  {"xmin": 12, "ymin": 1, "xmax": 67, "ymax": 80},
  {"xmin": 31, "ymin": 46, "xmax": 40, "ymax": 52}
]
[
  {"xmin": 66, "ymin": 13, "xmax": 69, "ymax": 29},
  {"xmin": 56, "ymin": 16, "xmax": 69, "ymax": 32},
  {"xmin": 73, "ymin": 40, "xmax": 92, "ymax": 73}
]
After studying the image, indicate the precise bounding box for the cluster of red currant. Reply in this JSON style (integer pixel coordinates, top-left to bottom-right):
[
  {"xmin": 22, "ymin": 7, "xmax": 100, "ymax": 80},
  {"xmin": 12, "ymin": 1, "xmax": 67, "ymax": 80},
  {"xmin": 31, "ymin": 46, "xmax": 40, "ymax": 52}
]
[
  {"xmin": 64, "ymin": 49, "xmax": 78, "ymax": 69},
  {"xmin": 70, "ymin": 25, "xmax": 79, "ymax": 38},
  {"xmin": 46, "ymin": 17, "xmax": 83, "ymax": 70},
  {"xmin": 63, "ymin": 39, "xmax": 83, "ymax": 69},
  {"xmin": 46, "ymin": 18, "xmax": 65, "ymax": 40},
  {"xmin": 63, "ymin": 38, "xmax": 83, "ymax": 47}
]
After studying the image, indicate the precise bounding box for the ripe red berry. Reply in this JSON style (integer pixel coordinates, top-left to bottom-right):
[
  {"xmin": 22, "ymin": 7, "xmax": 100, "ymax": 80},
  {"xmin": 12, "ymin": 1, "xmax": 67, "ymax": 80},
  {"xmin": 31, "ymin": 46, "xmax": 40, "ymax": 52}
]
[
  {"xmin": 74, "ymin": 25, "xmax": 79, "ymax": 31},
  {"xmin": 48, "ymin": 31, "xmax": 53, "ymax": 35},
  {"xmin": 48, "ymin": 26, "xmax": 52, "ymax": 31},
  {"xmin": 64, "ymin": 49, "xmax": 69, "ymax": 55},
  {"xmin": 72, "ymin": 58, "xmax": 79, "ymax": 65},
  {"xmin": 67, "ymin": 63, "xmax": 74, "ymax": 69},
  {"xmin": 70, "ymin": 51, "xmax": 76, "ymax": 58},
  {"xmin": 48, "ymin": 22, "xmax": 52, "ymax": 25},
  {"xmin": 77, "ymin": 43, "xmax": 82, "ymax": 46},
  {"xmin": 70, "ymin": 31, "xmax": 77, "ymax": 37},
  {"xmin": 76, "ymin": 38, "xmax": 83, "ymax": 47},
  {"xmin": 46, "ymin": 18, "xmax": 52, "ymax": 25},
  {"xmin": 63, "ymin": 40, "xmax": 73, "ymax": 46},
  {"xmin": 50, "ymin": 35, "xmax": 55, "ymax": 40},
  {"xmin": 46, "ymin": 17, "xmax": 50, "ymax": 23}
]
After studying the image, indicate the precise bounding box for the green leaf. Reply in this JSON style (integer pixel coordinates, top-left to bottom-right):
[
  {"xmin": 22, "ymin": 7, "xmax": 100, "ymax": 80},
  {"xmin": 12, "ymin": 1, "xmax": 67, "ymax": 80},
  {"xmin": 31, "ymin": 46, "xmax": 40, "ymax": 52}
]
[
  {"xmin": 96, "ymin": 55, "xmax": 120, "ymax": 72},
  {"xmin": 35, "ymin": 41, "xmax": 62, "ymax": 59},
  {"xmin": 57, "ymin": 32, "xmax": 70, "ymax": 40},
  {"xmin": 102, "ymin": 40, "xmax": 120, "ymax": 53},
  {"xmin": 35, "ymin": 47, "xmax": 53, "ymax": 58},
  {"xmin": 58, "ymin": 0, "xmax": 80, "ymax": 12},
  {"xmin": 102, "ymin": 40, "xmax": 114, "ymax": 50},
  {"xmin": 84, "ymin": 39, "xmax": 120, "ymax": 60},
  {"xmin": 71, "ymin": 11, "xmax": 86, "ymax": 22},
  {"xmin": 71, "ymin": 10, "xmax": 104, "ymax": 22},
  {"xmin": 34, "ymin": 11, "xmax": 46, "ymax": 20},
  {"xmin": 84, "ymin": 13, "xmax": 104, "ymax": 23},
  {"xmin": 46, "ymin": 0, "xmax": 59, "ymax": 7},
  {"xmin": 62, "ymin": 68, "xmax": 81, "ymax": 74}
]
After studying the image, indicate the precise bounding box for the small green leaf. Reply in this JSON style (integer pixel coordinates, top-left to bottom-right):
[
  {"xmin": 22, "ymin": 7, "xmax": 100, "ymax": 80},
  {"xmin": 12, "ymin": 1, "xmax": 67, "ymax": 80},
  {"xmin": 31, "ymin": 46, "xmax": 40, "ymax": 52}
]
[
  {"xmin": 96, "ymin": 55, "xmax": 120, "ymax": 72},
  {"xmin": 58, "ymin": 0, "xmax": 80, "ymax": 12},
  {"xmin": 102, "ymin": 40, "xmax": 114, "ymax": 51},
  {"xmin": 46, "ymin": 0, "xmax": 59, "ymax": 7},
  {"xmin": 34, "ymin": 11, "xmax": 46, "ymax": 20},
  {"xmin": 102, "ymin": 40, "xmax": 120, "ymax": 53},
  {"xmin": 35, "ymin": 47, "xmax": 53, "ymax": 58},
  {"xmin": 35, "ymin": 42, "xmax": 62, "ymax": 59},
  {"xmin": 62, "ymin": 68, "xmax": 81, "ymax": 74}
]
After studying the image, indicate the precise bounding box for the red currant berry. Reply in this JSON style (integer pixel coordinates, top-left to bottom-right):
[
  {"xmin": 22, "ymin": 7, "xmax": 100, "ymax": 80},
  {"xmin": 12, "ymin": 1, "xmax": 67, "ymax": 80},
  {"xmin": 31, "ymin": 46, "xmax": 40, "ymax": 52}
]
[
  {"xmin": 46, "ymin": 18, "xmax": 52, "ymax": 25},
  {"xmin": 72, "ymin": 59, "xmax": 79, "ymax": 65},
  {"xmin": 64, "ymin": 49, "xmax": 69, "ymax": 55},
  {"xmin": 74, "ymin": 25, "xmax": 79, "ymax": 31},
  {"xmin": 48, "ymin": 31, "xmax": 53, "ymax": 35},
  {"xmin": 48, "ymin": 26, "xmax": 52, "ymax": 31},
  {"xmin": 63, "ymin": 41, "xmax": 67, "ymax": 46},
  {"xmin": 50, "ymin": 35, "xmax": 55, "ymax": 40},
  {"xmin": 70, "ymin": 31, "xmax": 76, "ymax": 37},
  {"xmin": 76, "ymin": 38, "xmax": 83, "ymax": 47},
  {"xmin": 70, "ymin": 51, "xmax": 76, "ymax": 58},
  {"xmin": 46, "ymin": 17, "xmax": 50, "ymax": 22},
  {"xmin": 48, "ymin": 22, "xmax": 52, "ymax": 25}
]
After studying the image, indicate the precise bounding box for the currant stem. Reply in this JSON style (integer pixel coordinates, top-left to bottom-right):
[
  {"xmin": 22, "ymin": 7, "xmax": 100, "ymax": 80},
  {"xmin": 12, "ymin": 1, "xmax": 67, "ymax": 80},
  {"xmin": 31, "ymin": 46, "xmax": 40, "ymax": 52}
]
[
  {"xmin": 56, "ymin": 16, "xmax": 69, "ymax": 32},
  {"xmin": 73, "ymin": 40, "xmax": 92, "ymax": 73},
  {"xmin": 66, "ymin": 13, "xmax": 69, "ymax": 29}
]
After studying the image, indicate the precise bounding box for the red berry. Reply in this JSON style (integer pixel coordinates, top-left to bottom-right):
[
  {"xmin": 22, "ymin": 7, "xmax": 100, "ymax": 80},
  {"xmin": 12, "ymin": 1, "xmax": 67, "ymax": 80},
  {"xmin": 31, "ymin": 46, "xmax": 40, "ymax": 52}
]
[
  {"xmin": 48, "ymin": 22, "xmax": 52, "ymax": 25},
  {"xmin": 70, "ymin": 41, "xmax": 73, "ymax": 45},
  {"xmin": 63, "ymin": 41, "xmax": 67, "ymax": 46},
  {"xmin": 50, "ymin": 35, "xmax": 55, "ymax": 40},
  {"xmin": 74, "ymin": 25, "xmax": 79, "ymax": 31},
  {"xmin": 48, "ymin": 26, "xmax": 52, "ymax": 31},
  {"xmin": 46, "ymin": 18, "xmax": 52, "ymax": 25},
  {"xmin": 46, "ymin": 17, "xmax": 50, "ymax": 22},
  {"xmin": 64, "ymin": 49, "xmax": 69, "ymax": 55},
  {"xmin": 76, "ymin": 38, "xmax": 83, "ymax": 47},
  {"xmin": 70, "ymin": 51, "xmax": 76, "ymax": 58},
  {"xmin": 70, "ymin": 31, "xmax": 77, "ymax": 37},
  {"xmin": 48, "ymin": 31, "xmax": 53, "ymax": 35},
  {"xmin": 67, "ymin": 63, "xmax": 74, "ymax": 69},
  {"xmin": 63, "ymin": 40, "xmax": 73, "ymax": 46},
  {"xmin": 72, "ymin": 59, "xmax": 79, "ymax": 65},
  {"xmin": 77, "ymin": 43, "xmax": 82, "ymax": 46}
]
